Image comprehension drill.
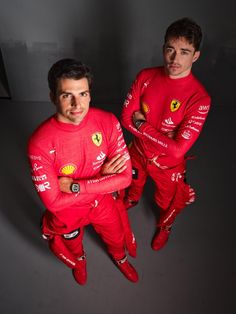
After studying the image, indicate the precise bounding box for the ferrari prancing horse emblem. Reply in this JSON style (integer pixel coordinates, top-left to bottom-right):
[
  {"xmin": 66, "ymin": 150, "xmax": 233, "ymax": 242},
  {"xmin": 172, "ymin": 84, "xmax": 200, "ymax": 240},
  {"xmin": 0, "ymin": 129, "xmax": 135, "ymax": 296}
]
[
  {"xmin": 92, "ymin": 132, "xmax": 102, "ymax": 146},
  {"xmin": 170, "ymin": 99, "xmax": 181, "ymax": 112}
]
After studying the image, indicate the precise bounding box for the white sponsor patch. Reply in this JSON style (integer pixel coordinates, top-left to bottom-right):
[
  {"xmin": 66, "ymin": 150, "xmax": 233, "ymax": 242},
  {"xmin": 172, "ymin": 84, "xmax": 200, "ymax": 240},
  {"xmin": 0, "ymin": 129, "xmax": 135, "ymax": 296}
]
[
  {"xmin": 96, "ymin": 151, "xmax": 106, "ymax": 161},
  {"xmin": 32, "ymin": 163, "xmax": 43, "ymax": 171},
  {"xmin": 59, "ymin": 253, "xmax": 76, "ymax": 266},
  {"xmin": 186, "ymin": 125, "xmax": 200, "ymax": 133},
  {"xmin": 35, "ymin": 182, "xmax": 51, "ymax": 192},
  {"xmin": 188, "ymin": 119, "xmax": 203, "ymax": 126},
  {"xmin": 198, "ymin": 105, "xmax": 210, "ymax": 115},
  {"xmin": 32, "ymin": 174, "xmax": 47, "ymax": 182},
  {"xmin": 171, "ymin": 172, "xmax": 182, "ymax": 182},
  {"xmin": 29, "ymin": 155, "xmax": 41, "ymax": 161},
  {"xmin": 164, "ymin": 117, "xmax": 174, "ymax": 125},
  {"xmin": 181, "ymin": 130, "xmax": 192, "ymax": 140},
  {"xmin": 127, "ymin": 93, "xmax": 132, "ymax": 99},
  {"xmin": 191, "ymin": 115, "xmax": 205, "ymax": 120},
  {"xmin": 116, "ymin": 122, "xmax": 121, "ymax": 131}
]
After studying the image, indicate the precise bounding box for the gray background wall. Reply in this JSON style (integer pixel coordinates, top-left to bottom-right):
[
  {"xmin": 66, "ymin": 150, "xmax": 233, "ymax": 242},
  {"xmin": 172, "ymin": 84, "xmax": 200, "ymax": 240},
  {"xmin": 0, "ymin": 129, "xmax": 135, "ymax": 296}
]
[{"xmin": 1, "ymin": 0, "xmax": 235, "ymax": 106}]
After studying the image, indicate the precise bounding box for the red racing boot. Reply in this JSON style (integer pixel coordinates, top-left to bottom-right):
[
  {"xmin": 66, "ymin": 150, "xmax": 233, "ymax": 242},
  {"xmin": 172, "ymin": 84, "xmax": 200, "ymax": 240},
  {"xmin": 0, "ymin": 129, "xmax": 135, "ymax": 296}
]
[
  {"xmin": 151, "ymin": 226, "xmax": 172, "ymax": 251},
  {"xmin": 115, "ymin": 256, "xmax": 139, "ymax": 283},
  {"xmin": 72, "ymin": 254, "xmax": 87, "ymax": 285}
]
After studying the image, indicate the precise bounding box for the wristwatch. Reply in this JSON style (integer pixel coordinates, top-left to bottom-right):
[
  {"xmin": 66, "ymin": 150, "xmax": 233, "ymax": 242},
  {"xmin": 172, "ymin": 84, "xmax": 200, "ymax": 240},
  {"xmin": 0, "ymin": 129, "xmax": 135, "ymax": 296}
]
[
  {"xmin": 70, "ymin": 182, "xmax": 80, "ymax": 193},
  {"xmin": 134, "ymin": 119, "xmax": 145, "ymax": 129}
]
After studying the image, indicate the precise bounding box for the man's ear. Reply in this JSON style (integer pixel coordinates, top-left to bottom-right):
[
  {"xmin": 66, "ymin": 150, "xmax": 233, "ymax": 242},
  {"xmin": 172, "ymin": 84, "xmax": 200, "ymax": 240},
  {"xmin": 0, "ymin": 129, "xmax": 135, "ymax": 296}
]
[{"xmin": 193, "ymin": 50, "xmax": 200, "ymax": 63}]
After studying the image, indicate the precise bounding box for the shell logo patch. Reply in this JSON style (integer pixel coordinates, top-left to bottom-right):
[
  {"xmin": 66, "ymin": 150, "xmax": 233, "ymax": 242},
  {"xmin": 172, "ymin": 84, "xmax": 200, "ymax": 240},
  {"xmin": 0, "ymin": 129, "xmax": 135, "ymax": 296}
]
[
  {"xmin": 92, "ymin": 132, "xmax": 102, "ymax": 147},
  {"xmin": 60, "ymin": 164, "xmax": 77, "ymax": 175},
  {"xmin": 170, "ymin": 99, "xmax": 181, "ymax": 112},
  {"xmin": 142, "ymin": 102, "xmax": 149, "ymax": 114}
]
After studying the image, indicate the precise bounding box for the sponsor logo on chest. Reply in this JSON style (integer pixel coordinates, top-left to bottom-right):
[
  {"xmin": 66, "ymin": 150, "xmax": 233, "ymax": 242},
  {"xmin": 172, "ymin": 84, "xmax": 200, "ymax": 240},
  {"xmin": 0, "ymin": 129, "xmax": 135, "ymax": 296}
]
[
  {"xmin": 92, "ymin": 132, "xmax": 102, "ymax": 146},
  {"xmin": 170, "ymin": 99, "xmax": 181, "ymax": 112},
  {"xmin": 60, "ymin": 164, "xmax": 77, "ymax": 175}
]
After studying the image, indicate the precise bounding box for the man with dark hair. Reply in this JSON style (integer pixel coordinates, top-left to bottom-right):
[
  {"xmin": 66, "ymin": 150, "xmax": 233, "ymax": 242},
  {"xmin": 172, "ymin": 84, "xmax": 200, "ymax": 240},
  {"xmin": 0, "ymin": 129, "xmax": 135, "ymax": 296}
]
[
  {"xmin": 27, "ymin": 58, "xmax": 138, "ymax": 285},
  {"xmin": 120, "ymin": 17, "xmax": 211, "ymax": 251}
]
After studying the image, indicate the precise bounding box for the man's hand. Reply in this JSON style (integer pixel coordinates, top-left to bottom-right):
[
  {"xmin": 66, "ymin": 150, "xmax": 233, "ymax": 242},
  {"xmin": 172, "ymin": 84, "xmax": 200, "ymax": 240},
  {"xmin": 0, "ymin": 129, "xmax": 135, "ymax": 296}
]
[
  {"xmin": 58, "ymin": 177, "xmax": 73, "ymax": 193},
  {"xmin": 132, "ymin": 110, "xmax": 146, "ymax": 122},
  {"xmin": 58, "ymin": 154, "xmax": 127, "ymax": 193},
  {"xmin": 101, "ymin": 154, "xmax": 127, "ymax": 175}
]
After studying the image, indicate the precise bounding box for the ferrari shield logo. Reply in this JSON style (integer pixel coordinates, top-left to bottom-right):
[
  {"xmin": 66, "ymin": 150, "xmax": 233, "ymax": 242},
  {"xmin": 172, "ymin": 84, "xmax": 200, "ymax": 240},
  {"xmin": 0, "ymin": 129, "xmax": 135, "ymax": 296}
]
[
  {"xmin": 92, "ymin": 132, "xmax": 102, "ymax": 146},
  {"xmin": 142, "ymin": 102, "xmax": 149, "ymax": 114},
  {"xmin": 170, "ymin": 99, "xmax": 181, "ymax": 112}
]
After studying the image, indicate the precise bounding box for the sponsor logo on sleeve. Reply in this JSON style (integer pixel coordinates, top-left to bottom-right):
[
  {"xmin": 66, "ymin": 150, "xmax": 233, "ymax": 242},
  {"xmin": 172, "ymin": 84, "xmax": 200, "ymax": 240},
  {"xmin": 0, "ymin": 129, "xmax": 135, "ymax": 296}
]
[
  {"xmin": 198, "ymin": 105, "xmax": 210, "ymax": 115},
  {"xmin": 96, "ymin": 151, "xmax": 106, "ymax": 161},
  {"xmin": 181, "ymin": 130, "xmax": 192, "ymax": 140},
  {"xmin": 32, "ymin": 163, "xmax": 43, "ymax": 172},
  {"xmin": 29, "ymin": 155, "xmax": 41, "ymax": 161},
  {"xmin": 35, "ymin": 182, "xmax": 51, "ymax": 192},
  {"xmin": 116, "ymin": 122, "xmax": 121, "ymax": 131},
  {"xmin": 191, "ymin": 115, "xmax": 205, "ymax": 120},
  {"xmin": 32, "ymin": 174, "xmax": 47, "ymax": 182},
  {"xmin": 60, "ymin": 164, "xmax": 77, "ymax": 175},
  {"xmin": 170, "ymin": 99, "xmax": 181, "ymax": 112},
  {"xmin": 92, "ymin": 132, "xmax": 102, "ymax": 146},
  {"xmin": 123, "ymin": 93, "xmax": 133, "ymax": 107}
]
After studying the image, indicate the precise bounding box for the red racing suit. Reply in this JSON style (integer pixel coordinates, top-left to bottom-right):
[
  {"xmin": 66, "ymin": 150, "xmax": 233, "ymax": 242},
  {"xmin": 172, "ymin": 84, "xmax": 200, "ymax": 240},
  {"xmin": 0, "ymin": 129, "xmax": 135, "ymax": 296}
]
[
  {"xmin": 27, "ymin": 108, "xmax": 133, "ymax": 267},
  {"xmin": 121, "ymin": 66, "xmax": 211, "ymax": 227}
]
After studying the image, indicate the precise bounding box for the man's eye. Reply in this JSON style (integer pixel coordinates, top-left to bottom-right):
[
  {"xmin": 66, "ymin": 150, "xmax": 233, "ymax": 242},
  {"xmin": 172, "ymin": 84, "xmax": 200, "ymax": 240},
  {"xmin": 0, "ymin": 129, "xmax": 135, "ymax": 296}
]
[
  {"xmin": 81, "ymin": 92, "xmax": 89, "ymax": 97},
  {"xmin": 62, "ymin": 94, "xmax": 71, "ymax": 99}
]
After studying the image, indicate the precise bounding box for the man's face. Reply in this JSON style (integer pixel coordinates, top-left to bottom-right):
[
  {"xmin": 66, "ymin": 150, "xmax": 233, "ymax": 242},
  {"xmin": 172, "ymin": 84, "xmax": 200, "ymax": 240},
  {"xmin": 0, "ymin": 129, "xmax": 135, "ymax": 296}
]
[
  {"xmin": 51, "ymin": 77, "xmax": 91, "ymax": 125},
  {"xmin": 163, "ymin": 36, "xmax": 200, "ymax": 79}
]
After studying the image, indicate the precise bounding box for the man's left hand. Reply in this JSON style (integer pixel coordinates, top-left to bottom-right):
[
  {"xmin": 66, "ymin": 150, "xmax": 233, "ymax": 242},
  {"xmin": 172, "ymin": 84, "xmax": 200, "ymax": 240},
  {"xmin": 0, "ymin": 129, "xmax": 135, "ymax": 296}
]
[
  {"xmin": 132, "ymin": 110, "xmax": 146, "ymax": 122},
  {"xmin": 101, "ymin": 154, "xmax": 127, "ymax": 174}
]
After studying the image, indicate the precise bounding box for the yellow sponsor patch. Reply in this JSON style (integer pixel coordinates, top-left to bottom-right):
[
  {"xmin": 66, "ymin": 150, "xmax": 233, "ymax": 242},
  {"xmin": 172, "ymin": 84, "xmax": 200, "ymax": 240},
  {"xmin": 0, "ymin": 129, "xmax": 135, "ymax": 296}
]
[
  {"xmin": 170, "ymin": 99, "xmax": 181, "ymax": 112},
  {"xmin": 60, "ymin": 164, "xmax": 77, "ymax": 175},
  {"xmin": 92, "ymin": 132, "xmax": 102, "ymax": 146},
  {"xmin": 142, "ymin": 102, "xmax": 149, "ymax": 114}
]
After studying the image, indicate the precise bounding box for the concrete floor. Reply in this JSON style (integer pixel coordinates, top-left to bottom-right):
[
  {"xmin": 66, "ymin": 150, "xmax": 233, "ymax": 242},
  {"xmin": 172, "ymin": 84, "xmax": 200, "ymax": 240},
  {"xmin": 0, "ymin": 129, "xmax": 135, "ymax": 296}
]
[{"xmin": 0, "ymin": 100, "xmax": 235, "ymax": 314}]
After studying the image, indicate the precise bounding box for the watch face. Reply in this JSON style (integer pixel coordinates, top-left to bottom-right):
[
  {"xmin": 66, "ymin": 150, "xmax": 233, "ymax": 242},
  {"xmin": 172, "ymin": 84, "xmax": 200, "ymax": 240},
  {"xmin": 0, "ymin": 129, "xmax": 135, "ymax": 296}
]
[{"xmin": 71, "ymin": 183, "xmax": 80, "ymax": 193}]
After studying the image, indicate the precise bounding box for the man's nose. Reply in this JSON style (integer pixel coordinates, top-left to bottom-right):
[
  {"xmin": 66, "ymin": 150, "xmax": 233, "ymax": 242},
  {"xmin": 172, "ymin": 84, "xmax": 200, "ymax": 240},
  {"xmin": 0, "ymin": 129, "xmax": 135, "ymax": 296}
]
[
  {"xmin": 71, "ymin": 96, "xmax": 81, "ymax": 107},
  {"xmin": 170, "ymin": 51, "xmax": 177, "ymax": 61}
]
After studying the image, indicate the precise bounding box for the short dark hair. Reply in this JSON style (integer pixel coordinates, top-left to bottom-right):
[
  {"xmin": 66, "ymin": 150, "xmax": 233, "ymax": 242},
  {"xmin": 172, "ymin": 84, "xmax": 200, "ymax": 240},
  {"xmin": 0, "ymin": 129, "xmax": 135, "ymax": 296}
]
[
  {"xmin": 48, "ymin": 58, "xmax": 93, "ymax": 95},
  {"xmin": 164, "ymin": 17, "xmax": 202, "ymax": 51}
]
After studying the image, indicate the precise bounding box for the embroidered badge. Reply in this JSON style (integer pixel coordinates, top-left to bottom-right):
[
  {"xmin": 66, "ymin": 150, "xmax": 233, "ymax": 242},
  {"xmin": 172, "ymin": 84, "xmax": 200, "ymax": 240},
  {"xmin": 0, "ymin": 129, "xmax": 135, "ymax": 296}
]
[
  {"xmin": 170, "ymin": 99, "xmax": 181, "ymax": 112},
  {"xmin": 92, "ymin": 132, "xmax": 102, "ymax": 146},
  {"xmin": 142, "ymin": 102, "xmax": 150, "ymax": 114}
]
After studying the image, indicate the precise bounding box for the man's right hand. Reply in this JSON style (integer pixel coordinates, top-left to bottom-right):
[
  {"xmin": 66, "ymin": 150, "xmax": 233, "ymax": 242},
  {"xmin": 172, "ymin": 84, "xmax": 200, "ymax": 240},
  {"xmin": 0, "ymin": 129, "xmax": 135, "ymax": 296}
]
[{"xmin": 58, "ymin": 177, "xmax": 73, "ymax": 193}]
